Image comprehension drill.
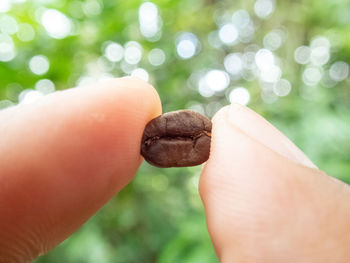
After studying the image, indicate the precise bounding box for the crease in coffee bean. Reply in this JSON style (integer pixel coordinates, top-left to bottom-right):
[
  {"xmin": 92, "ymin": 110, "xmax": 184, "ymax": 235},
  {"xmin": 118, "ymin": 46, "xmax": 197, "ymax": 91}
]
[{"xmin": 144, "ymin": 131, "xmax": 211, "ymax": 148}]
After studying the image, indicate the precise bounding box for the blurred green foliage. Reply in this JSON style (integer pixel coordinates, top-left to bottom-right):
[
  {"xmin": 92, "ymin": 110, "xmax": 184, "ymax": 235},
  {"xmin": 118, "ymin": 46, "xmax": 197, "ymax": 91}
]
[{"xmin": 0, "ymin": 0, "xmax": 349, "ymax": 262}]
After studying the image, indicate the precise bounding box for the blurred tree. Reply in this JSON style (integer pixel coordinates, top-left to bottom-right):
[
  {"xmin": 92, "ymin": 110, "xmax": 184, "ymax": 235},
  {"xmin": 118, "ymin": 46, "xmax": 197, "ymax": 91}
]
[{"xmin": 0, "ymin": 0, "xmax": 349, "ymax": 262}]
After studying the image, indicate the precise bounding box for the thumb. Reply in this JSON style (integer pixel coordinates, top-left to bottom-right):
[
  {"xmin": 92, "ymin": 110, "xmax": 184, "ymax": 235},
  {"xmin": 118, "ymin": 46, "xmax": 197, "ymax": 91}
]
[
  {"xmin": 0, "ymin": 77, "xmax": 161, "ymax": 262},
  {"xmin": 199, "ymin": 105, "xmax": 350, "ymax": 262}
]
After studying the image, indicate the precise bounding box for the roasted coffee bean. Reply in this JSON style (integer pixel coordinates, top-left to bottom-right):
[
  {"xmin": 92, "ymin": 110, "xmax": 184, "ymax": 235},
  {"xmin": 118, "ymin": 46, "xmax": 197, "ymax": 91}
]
[{"xmin": 141, "ymin": 110, "xmax": 212, "ymax": 168}]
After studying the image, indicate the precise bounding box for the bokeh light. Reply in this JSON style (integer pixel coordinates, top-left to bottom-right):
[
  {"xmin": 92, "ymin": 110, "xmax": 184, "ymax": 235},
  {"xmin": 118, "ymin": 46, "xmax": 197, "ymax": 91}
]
[
  {"xmin": 205, "ymin": 69, "xmax": 230, "ymax": 92},
  {"xmin": 0, "ymin": 0, "xmax": 11, "ymax": 13},
  {"xmin": 176, "ymin": 32, "xmax": 199, "ymax": 59},
  {"xmin": 0, "ymin": 15, "xmax": 18, "ymax": 35},
  {"xmin": 218, "ymin": 23, "xmax": 238, "ymax": 45},
  {"xmin": 29, "ymin": 55, "xmax": 50, "ymax": 75},
  {"xmin": 124, "ymin": 41, "xmax": 142, "ymax": 65},
  {"xmin": 104, "ymin": 42, "xmax": 124, "ymax": 62},
  {"xmin": 273, "ymin": 79, "xmax": 292, "ymax": 96},
  {"xmin": 294, "ymin": 46, "xmax": 311, "ymax": 64},
  {"xmin": 254, "ymin": 0, "xmax": 275, "ymax": 19},
  {"xmin": 16, "ymin": 23, "xmax": 35, "ymax": 42},
  {"xmin": 198, "ymin": 77, "xmax": 215, "ymax": 98},
  {"xmin": 131, "ymin": 68, "xmax": 149, "ymax": 82},
  {"xmin": 148, "ymin": 48, "xmax": 166, "ymax": 66},
  {"xmin": 260, "ymin": 65, "xmax": 282, "ymax": 83},
  {"xmin": 231, "ymin": 9, "xmax": 255, "ymax": 44},
  {"xmin": 224, "ymin": 53, "xmax": 243, "ymax": 76},
  {"xmin": 310, "ymin": 37, "xmax": 330, "ymax": 66},
  {"xmin": 255, "ymin": 49, "xmax": 275, "ymax": 71},
  {"xmin": 232, "ymin": 9, "xmax": 250, "ymax": 29},
  {"xmin": 41, "ymin": 9, "xmax": 72, "ymax": 39},
  {"xmin": 229, "ymin": 87, "xmax": 250, "ymax": 105},
  {"xmin": 82, "ymin": 0, "xmax": 103, "ymax": 17},
  {"xmin": 329, "ymin": 61, "xmax": 349, "ymax": 82},
  {"xmin": 34, "ymin": 79, "xmax": 55, "ymax": 94},
  {"xmin": 302, "ymin": 66, "xmax": 323, "ymax": 86},
  {"xmin": 139, "ymin": 2, "xmax": 162, "ymax": 40},
  {"xmin": 263, "ymin": 29, "xmax": 284, "ymax": 51},
  {"xmin": 0, "ymin": 34, "xmax": 16, "ymax": 61}
]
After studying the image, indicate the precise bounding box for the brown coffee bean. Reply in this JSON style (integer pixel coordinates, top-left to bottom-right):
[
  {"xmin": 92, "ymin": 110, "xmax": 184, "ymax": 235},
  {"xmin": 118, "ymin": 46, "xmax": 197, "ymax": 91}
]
[{"xmin": 140, "ymin": 110, "xmax": 212, "ymax": 168}]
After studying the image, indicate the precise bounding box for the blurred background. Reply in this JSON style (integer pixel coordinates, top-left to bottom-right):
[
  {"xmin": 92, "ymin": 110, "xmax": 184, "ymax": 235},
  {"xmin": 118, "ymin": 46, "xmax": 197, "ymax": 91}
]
[{"xmin": 1, "ymin": 0, "xmax": 349, "ymax": 262}]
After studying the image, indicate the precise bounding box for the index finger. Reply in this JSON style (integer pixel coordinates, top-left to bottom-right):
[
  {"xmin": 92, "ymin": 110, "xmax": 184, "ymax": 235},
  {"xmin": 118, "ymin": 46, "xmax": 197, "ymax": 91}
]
[{"xmin": 0, "ymin": 77, "xmax": 162, "ymax": 262}]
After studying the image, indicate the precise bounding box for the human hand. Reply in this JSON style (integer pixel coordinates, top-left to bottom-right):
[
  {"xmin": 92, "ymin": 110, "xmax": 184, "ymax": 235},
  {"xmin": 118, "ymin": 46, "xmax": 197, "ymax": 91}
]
[
  {"xmin": 199, "ymin": 104, "xmax": 350, "ymax": 263},
  {"xmin": 2, "ymin": 77, "xmax": 350, "ymax": 263},
  {"xmin": 0, "ymin": 77, "xmax": 161, "ymax": 262}
]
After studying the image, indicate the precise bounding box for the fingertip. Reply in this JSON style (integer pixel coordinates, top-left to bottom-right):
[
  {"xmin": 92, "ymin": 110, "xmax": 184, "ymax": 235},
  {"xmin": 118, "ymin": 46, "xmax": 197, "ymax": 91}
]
[
  {"xmin": 0, "ymin": 77, "xmax": 162, "ymax": 261},
  {"xmin": 211, "ymin": 105, "xmax": 231, "ymax": 124},
  {"xmin": 199, "ymin": 103, "xmax": 286, "ymax": 205},
  {"xmin": 83, "ymin": 76, "xmax": 162, "ymax": 119},
  {"xmin": 199, "ymin": 105, "xmax": 257, "ymax": 199},
  {"xmin": 206, "ymin": 105, "xmax": 254, "ymax": 170}
]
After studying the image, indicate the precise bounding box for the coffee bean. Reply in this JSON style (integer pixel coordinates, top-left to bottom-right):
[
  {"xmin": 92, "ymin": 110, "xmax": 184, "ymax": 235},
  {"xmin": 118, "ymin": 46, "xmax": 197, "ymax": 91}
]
[{"xmin": 141, "ymin": 110, "xmax": 212, "ymax": 168}]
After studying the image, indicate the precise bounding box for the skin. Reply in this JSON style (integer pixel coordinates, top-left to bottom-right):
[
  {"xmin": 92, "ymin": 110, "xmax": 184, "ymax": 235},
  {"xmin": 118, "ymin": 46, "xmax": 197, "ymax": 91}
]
[
  {"xmin": 200, "ymin": 105, "xmax": 350, "ymax": 263},
  {"xmin": 0, "ymin": 77, "xmax": 349, "ymax": 262}
]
